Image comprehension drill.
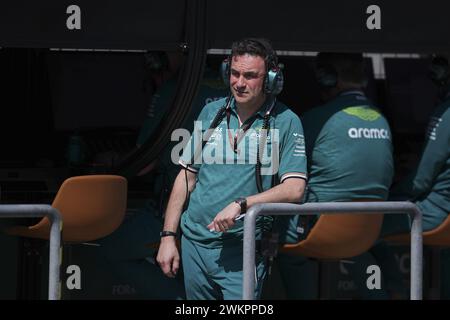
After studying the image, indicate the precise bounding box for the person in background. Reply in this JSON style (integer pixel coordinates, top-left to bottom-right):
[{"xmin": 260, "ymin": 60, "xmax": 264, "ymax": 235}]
[
  {"xmin": 373, "ymin": 55, "xmax": 450, "ymax": 299},
  {"xmin": 275, "ymin": 52, "xmax": 394, "ymax": 299},
  {"xmin": 384, "ymin": 54, "xmax": 450, "ymax": 235}
]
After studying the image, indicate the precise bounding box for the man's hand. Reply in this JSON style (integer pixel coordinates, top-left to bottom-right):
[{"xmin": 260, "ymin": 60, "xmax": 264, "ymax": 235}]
[
  {"xmin": 207, "ymin": 202, "xmax": 241, "ymax": 233},
  {"xmin": 156, "ymin": 237, "xmax": 180, "ymax": 278}
]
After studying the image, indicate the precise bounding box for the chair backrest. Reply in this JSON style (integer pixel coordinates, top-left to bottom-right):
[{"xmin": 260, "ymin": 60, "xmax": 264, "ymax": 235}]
[
  {"xmin": 421, "ymin": 214, "xmax": 450, "ymax": 246},
  {"xmin": 10, "ymin": 175, "xmax": 127, "ymax": 242},
  {"xmin": 279, "ymin": 203, "xmax": 384, "ymax": 259},
  {"xmin": 386, "ymin": 213, "xmax": 450, "ymax": 246}
]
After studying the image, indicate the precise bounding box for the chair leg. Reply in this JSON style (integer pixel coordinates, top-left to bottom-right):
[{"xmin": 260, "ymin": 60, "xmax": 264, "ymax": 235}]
[
  {"xmin": 317, "ymin": 260, "xmax": 322, "ymax": 299},
  {"xmin": 318, "ymin": 260, "xmax": 333, "ymax": 299},
  {"xmin": 61, "ymin": 244, "xmax": 72, "ymax": 300},
  {"xmin": 428, "ymin": 246, "xmax": 441, "ymax": 299},
  {"xmin": 17, "ymin": 238, "xmax": 44, "ymax": 299}
]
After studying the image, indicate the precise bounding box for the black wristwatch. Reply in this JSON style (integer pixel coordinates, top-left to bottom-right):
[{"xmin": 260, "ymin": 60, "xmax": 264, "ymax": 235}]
[
  {"xmin": 234, "ymin": 197, "xmax": 247, "ymax": 214},
  {"xmin": 160, "ymin": 230, "xmax": 177, "ymax": 238}
]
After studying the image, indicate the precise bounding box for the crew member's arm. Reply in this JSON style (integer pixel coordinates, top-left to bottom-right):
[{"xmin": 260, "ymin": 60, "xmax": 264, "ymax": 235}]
[
  {"xmin": 207, "ymin": 178, "xmax": 306, "ymax": 232},
  {"xmin": 157, "ymin": 168, "xmax": 197, "ymax": 277}
]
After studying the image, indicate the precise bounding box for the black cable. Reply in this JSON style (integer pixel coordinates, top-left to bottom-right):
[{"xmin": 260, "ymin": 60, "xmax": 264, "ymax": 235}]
[
  {"xmin": 190, "ymin": 96, "xmax": 229, "ymax": 166},
  {"xmin": 256, "ymin": 96, "xmax": 277, "ymax": 193},
  {"xmin": 183, "ymin": 168, "xmax": 189, "ymax": 212},
  {"xmin": 255, "ymin": 98, "xmax": 277, "ymax": 236},
  {"xmin": 256, "ymin": 113, "xmax": 271, "ymax": 193}
]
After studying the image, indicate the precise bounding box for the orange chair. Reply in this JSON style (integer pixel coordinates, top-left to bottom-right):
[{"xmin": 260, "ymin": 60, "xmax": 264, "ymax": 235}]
[
  {"xmin": 279, "ymin": 211, "xmax": 383, "ymax": 259},
  {"xmin": 6, "ymin": 175, "xmax": 127, "ymax": 242},
  {"xmin": 385, "ymin": 215, "xmax": 450, "ymax": 246},
  {"xmin": 277, "ymin": 203, "xmax": 383, "ymax": 299},
  {"xmin": 385, "ymin": 214, "xmax": 450, "ymax": 299}
]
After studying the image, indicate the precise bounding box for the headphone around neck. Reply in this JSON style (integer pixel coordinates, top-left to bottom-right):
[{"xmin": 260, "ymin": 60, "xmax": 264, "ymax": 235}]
[{"xmin": 220, "ymin": 38, "xmax": 284, "ymax": 96}]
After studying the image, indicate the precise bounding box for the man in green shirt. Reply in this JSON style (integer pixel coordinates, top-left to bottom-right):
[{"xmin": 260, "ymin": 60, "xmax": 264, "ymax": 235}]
[
  {"xmin": 157, "ymin": 38, "xmax": 307, "ymax": 300},
  {"xmin": 372, "ymin": 55, "xmax": 450, "ymax": 299},
  {"xmin": 304, "ymin": 53, "xmax": 394, "ymax": 203},
  {"xmin": 276, "ymin": 53, "xmax": 394, "ymax": 299},
  {"xmin": 383, "ymin": 55, "xmax": 450, "ymax": 234},
  {"xmin": 279, "ymin": 52, "xmax": 394, "ymax": 243}
]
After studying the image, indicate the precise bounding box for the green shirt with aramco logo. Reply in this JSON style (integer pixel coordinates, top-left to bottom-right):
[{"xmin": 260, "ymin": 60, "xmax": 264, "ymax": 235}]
[
  {"xmin": 301, "ymin": 90, "xmax": 394, "ymax": 202},
  {"xmin": 179, "ymin": 97, "xmax": 308, "ymax": 247},
  {"xmin": 392, "ymin": 98, "xmax": 450, "ymax": 230}
]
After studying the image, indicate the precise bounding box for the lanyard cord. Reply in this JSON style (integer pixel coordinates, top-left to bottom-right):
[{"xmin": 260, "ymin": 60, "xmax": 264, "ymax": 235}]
[
  {"xmin": 184, "ymin": 96, "xmax": 277, "ymax": 211},
  {"xmin": 190, "ymin": 95, "xmax": 232, "ymax": 166},
  {"xmin": 256, "ymin": 98, "xmax": 276, "ymax": 193},
  {"xmin": 225, "ymin": 108, "xmax": 258, "ymax": 154},
  {"xmin": 225, "ymin": 97, "xmax": 277, "ymax": 156}
]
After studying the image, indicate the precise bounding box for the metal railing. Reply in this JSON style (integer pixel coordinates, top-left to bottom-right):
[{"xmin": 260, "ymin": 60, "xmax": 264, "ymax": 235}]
[
  {"xmin": 243, "ymin": 201, "xmax": 423, "ymax": 300},
  {"xmin": 0, "ymin": 205, "xmax": 62, "ymax": 300}
]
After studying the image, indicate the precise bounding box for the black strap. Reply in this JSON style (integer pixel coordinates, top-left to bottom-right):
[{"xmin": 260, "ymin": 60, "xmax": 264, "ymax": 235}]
[
  {"xmin": 184, "ymin": 96, "xmax": 231, "ymax": 211},
  {"xmin": 190, "ymin": 96, "xmax": 231, "ymax": 166},
  {"xmin": 255, "ymin": 98, "xmax": 277, "ymax": 193},
  {"xmin": 226, "ymin": 107, "xmax": 258, "ymax": 154},
  {"xmin": 184, "ymin": 96, "xmax": 278, "ymax": 212}
]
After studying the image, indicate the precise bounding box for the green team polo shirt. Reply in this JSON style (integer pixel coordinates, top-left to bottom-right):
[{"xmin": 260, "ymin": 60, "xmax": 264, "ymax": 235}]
[
  {"xmin": 302, "ymin": 90, "xmax": 394, "ymax": 202},
  {"xmin": 393, "ymin": 98, "xmax": 450, "ymax": 221},
  {"xmin": 179, "ymin": 97, "xmax": 307, "ymax": 247}
]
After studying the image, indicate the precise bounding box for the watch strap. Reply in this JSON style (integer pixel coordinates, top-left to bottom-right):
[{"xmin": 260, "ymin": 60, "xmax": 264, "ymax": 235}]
[
  {"xmin": 160, "ymin": 230, "xmax": 177, "ymax": 238},
  {"xmin": 234, "ymin": 197, "xmax": 247, "ymax": 214}
]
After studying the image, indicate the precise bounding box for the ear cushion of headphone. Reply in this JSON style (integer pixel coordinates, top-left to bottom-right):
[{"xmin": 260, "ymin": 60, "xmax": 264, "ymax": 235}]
[
  {"xmin": 145, "ymin": 52, "xmax": 169, "ymax": 72},
  {"xmin": 222, "ymin": 57, "xmax": 284, "ymax": 96},
  {"xmin": 221, "ymin": 58, "xmax": 230, "ymax": 86},
  {"xmin": 265, "ymin": 67, "xmax": 284, "ymax": 95},
  {"xmin": 430, "ymin": 56, "xmax": 450, "ymax": 86},
  {"xmin": 316, "ymin": 64, "xmax": 338, "ymax": 88}
]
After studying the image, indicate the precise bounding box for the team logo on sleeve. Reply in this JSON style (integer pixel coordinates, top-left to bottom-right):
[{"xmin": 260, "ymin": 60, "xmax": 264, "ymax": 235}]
[
  {"xmin": 292, "ymin": 133, "xmax": 305, "ymax": 157},
  {"xmin": 426, "ymin": 116, "xmax": 442, "ymax": 141}
]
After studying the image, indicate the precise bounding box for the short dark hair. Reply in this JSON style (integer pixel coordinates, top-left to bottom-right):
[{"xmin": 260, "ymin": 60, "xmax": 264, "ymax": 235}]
[
  {"xmin": 231, "ymin": 38, "xmax": 277, "ymax": 69},
  {"xmin": 316, "ymin": 52, "xmax": 366, "ymax": 84}
]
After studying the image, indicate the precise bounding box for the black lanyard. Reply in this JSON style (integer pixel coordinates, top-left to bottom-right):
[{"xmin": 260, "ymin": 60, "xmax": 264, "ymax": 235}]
[
  {"xmin": 225, "ymin": 99, "xmax": 277, "ymax": 154},
  {"xmin": 225, "ymin": 108, "xmax": 258, "ymax": 154}
]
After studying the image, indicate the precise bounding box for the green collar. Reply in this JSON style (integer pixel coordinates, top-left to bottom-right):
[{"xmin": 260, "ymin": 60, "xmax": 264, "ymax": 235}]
[{"xmin": 230, "ymin": 97, "xmax": 275, "ymax": 120}]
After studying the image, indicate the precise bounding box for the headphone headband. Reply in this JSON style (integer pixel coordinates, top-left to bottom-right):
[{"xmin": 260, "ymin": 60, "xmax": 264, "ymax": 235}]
[
  {"xmin": 249, "ymin": 38, "xmax": 278, "ymax": 70},
  {"xmin": 315, "ymin": 53, "xmax": 367, "ymax": 89},
  {"xmin": 315, "ymin": 62, "xmax": 338, "ymax": 88}
]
